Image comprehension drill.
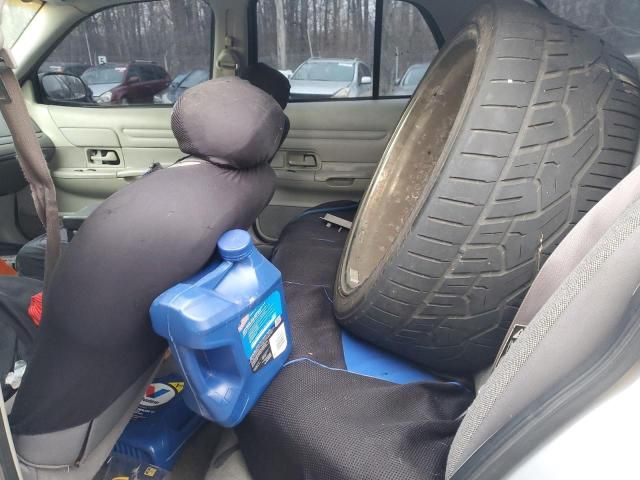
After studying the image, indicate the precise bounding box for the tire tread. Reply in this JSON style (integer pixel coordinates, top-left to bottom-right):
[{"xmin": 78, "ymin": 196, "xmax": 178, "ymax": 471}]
[{"xmin": 338, "ymin": 1, "xmax": 640, "ymax": 373}]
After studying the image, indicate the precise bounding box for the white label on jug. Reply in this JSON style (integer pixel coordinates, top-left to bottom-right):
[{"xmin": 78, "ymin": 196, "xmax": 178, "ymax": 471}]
[
  {"xmin": 132, "ymin": 382, "xmax": 179, "ymax": 419},
  {"xmin": 139, "ymin": 383, "xmax": 176, "ymax": 408},
  {"xmin": 239, "ymin": 290, "xmax": 289, "ymax": 372},
  {"xmin": 269, "ymin": 323, "xmax": 288, "ymax": 359},
  {"xmin": 133, "ymin": 380, "xmax": 184, "ymax": 419}
]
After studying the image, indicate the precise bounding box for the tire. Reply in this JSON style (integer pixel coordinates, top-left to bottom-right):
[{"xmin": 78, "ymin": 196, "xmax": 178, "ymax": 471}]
[{"xmin": 334, "ymin": 0, "xmax": 640, "ymax": 374}]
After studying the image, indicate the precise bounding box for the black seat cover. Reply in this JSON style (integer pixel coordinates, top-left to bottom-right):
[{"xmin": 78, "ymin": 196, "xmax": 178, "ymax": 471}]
[
  {"xmin": 242, "ymin": 63, "xmax": 291, "ymax": 147},
  {"xmin": 13, "ymin": 65, "xmax": 291, "ymax": 281},
  {"xmin": 9, "ymin": 77, "xmax": 285, "ymax": 474},
  {"xmin": 237, "ymin": 203, "xmax": 473, "ymax": 480},
  {"xmin": 0, "ymin": 276, "xmax": 41, "ymax": 401}
]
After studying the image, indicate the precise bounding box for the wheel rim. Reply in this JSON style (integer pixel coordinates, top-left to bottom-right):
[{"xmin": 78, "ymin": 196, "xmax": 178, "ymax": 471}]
[{"xmin": 340, "ymin": 32, "xmax": 479, "ymax": 294}]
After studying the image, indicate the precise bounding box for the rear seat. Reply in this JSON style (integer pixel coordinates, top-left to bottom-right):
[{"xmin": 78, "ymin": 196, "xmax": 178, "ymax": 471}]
[{"xmin": 232, "ymin": 202, "xmax": 473, "ymax": 480}]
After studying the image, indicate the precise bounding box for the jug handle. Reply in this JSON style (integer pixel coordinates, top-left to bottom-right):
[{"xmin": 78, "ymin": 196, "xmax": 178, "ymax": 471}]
[
  {"xmin": 193, "ymin": 260, "xmax": 234, "ymax": 290},
  {"xmin": 173, "ymin": 344, "xmax": 241, "ymax": 426}
]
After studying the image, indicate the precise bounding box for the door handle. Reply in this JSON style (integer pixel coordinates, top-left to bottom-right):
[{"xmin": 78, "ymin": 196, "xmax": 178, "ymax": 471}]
[
  {"xmin": 88, "ymin": 149, "xmax": 120, "ymax": 165},
  {"xmin": 287, "ymin": 153, "xmax": 317, "ymax": 168}
]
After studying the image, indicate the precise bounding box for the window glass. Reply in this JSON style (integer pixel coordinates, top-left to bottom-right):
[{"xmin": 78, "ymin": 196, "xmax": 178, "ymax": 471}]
[
  {"xmin": 380, "ymin": 0, "xmax": 438, "ymax": 96},
  {"xmin": 39, "ymin": 0, "xmax": 213, "ymax": 106},
  {"xmin": 171, "ymin": 73, "xmax": 189, "ymax": 87},
  {"xmin": 180, "ymin": 69, "xmax": 209, "ymax": 88},
  {"xmin": 292, "ymin": 62, "xmax": 354, "ymax": 82},
  {"xmin": 544, "ymin": 0, "xmax": 640, "ymax": 74},
  {"xmin": 257, "ymin": 0, "xmax": 375, "ymax": 99},
  {"xmin": 139, "ymin": 65, "xmax": 157, "ymax": 81},
  {"xmin": 82, "ymin": 65, "xmax": 127, "ymax": 85}
]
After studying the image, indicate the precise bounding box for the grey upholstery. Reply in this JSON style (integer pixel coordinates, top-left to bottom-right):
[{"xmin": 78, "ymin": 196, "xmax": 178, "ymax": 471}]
[
  {"xmin": 18, "ymin": 362, "xmax": 159, "ymax": 480},
  {"xmin": 197, "ymin": 165, "xmax": 640, "ymax": 480},
  {"xmin": 447, "ymin": 166, "xmax": 640, "ymax": 477},
  {"xmin": 206, "ymin": 430, "xmax": 252, "ymax": 480}
]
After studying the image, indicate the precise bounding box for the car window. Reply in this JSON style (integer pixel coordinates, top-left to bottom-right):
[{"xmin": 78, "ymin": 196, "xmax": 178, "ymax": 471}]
[
  {"xmin": 380, "ymin": 0, "xmax": 438, "ymax": 97},
  {"xmin": 126, "ymin": 65, "xmax": 142, "ymax": 81},
  {"xmin": 291, "ymin": 62, "xmax": 355, "ymax": 82},
  {"xmin": 544, "ymin": 0, "xmax": 640, "ymax": 74},
  {"xmin": 171, "ymin": 73, "xmax": 189, "ymax": 87},
  {"xmin": 255, "ymin": 0, "xmax": 438, "ymax": 101},
  {"xmin": 154, "ymin": 65, "xmax": 168, "ymax": 79},
  {"xmin": 152, "ymin": 66, "xmax": 166, "ymax": 79},
  {"xmin": 82, "ymin": 65, "xmax": 126, "ymax": 85},
  {"xmin": 139, "ymin": 65, "xmax": 156, "ymax": 82},
  {"xmin": 38, "ymin": 0, "xmax": 213, "ymax": 106},
  {"xmin": 180, "ymin": 69, "xmax": 209, "ymax": 88},
  {"xmin": 256, "ymin": 0, "xmax": 375, "ymax": 99},
  {"xmin": 403, "ymin": 65, "xmax": 428, "ymax": 87}
]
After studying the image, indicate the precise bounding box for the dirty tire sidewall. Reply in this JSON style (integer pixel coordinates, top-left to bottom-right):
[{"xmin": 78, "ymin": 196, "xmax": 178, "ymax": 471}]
[{"xmin": 334, "ymin": 0, "xmax": 640, "ymax": 374}]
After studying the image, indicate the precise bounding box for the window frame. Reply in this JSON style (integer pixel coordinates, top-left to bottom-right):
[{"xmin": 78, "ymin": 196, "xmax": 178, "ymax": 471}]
[
  {"xmin": 249, "ymin": 0, "xmax": 444, "ymax": 102},
  {"xmin": 31, "ymin": 0, "xmax": 216, "ymax": 108}
]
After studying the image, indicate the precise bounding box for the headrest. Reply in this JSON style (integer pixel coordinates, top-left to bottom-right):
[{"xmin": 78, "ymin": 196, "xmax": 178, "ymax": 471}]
[
  {"xmin": 171, "ymin": 77, "xmax": 286, "ymax": 169},
  {"xmin": 243, "ymin": 62, "xmax": 290, "ymax": 110}
]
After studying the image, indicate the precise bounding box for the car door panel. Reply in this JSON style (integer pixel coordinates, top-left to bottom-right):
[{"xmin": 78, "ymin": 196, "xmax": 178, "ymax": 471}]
[
  {"xmin": 27, "ymin": 81, "xmax": 407, "ymax": 236},
  {"xmin": 257, "ymin": 98, "xmax": 408, "ymax": 241},
  {"xmin": 27, "ymin": 90, "xmax": 180, "ymax": 213},
  {"xmin": 58, "ymin": 127, "xmax": 120, "ymax": 147},
  {"xmin": 0, "ymin": 113, "xmax": 55, "ymax": 246}
]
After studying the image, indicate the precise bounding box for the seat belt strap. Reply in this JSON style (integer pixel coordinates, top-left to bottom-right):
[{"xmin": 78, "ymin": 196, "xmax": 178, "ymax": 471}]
[
  {"xmin": 0, "ymin": 392, "xmax": 21, "ymax": 480},
  {"xmin": 493, "ymin": 165, "xmax": 640, "ymax": 369},
  {"xmin": 0, "ymin": 42, "xmax": 60, "ymax": 289}
]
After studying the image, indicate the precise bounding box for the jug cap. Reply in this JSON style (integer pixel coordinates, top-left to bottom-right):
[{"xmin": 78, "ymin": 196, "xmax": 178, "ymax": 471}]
[{"xmin": 218, "ymin": 229, "xmax": 252, "ymax": 261}]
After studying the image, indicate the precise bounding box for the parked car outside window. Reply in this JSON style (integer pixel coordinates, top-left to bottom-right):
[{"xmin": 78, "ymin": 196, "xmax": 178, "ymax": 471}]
[
  {"xmin": 35, "ymin": 0, "xmax": 213, "ymax": 107},
  {"xmin": 39, "ymin": 62, "xmax": 91, "ymax": 77},
  {"xmin": 154, "ymin": 69, "xmax": 209, "ymax": 104},
  {"xmin": 81, "ymin": 62, "xmax": 170, "ymax": 105},
  {"xmin": 289, "ymin": 58, "xmax": 372, "ymax": 99},
  {"xmin": 391, "ymin": 63, "xmax": 429, "ymax": 96}
]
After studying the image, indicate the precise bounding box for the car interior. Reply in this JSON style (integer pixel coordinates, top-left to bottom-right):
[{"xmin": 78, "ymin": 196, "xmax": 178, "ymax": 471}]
[{"xmin": 1, "ymin": 0, "xmax": 640, "ymax": 479}]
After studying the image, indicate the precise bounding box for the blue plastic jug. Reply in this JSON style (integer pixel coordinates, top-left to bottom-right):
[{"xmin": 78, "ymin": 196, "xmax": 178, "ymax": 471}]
[
  {"xmin": 150, "ymin": 230, "xmax": 292, "ymax": 427},
  {"xmin": 113, "ymin": 373, "xmax": 206, "ymax": 470}
]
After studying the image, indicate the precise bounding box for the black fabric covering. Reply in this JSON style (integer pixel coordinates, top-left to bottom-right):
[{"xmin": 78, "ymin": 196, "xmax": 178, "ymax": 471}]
[
  {"xmin": 11, "ymin": 79, "xmax": 281, "ymax": 435},
  {"xmin": 0, "ymin": 276, "xmax": 41, "ymax": 401},
  {"xmin": 10, "ymin": 162, "xmax": 275, "ymax": 435},
  {"xmin": 237, "ymin": 202, "xmax": 474, "ymax": 480},
  {"xmin": 241, "ymin": 63, "xmax": 291, "ymax": 149},
  {"xmin": 172, "ymin": 77, "xmax": 286, "ymax": 169},
  {"xmin": 242, "ymin": 63, "xmax": 290, "ymax": 111},
  {"xmin": 13, "ymin": 72, "xmax": 291, "ymax": 283}
]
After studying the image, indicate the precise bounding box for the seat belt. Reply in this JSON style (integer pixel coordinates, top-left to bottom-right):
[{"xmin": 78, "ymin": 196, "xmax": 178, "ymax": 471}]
[
  {"xmin": 0, "ymin": 8, "xmax": 57, "ymax": 477},
  {"xmin": 0, "ymin": 392, "xmax": 21, "ymax": 480},
  {"xmin": 493, "ymin": 164, "xmax": 640, "ymax": 369},
  {"xmin": 0, "ymin": 21, "xmax": 60, "ymax": 289}
]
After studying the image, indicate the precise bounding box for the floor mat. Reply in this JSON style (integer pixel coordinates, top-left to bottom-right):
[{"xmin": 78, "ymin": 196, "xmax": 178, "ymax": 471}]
[
  {"xmin": 236, "ymin": 203, "xmax": 474, "ymax": 480},
  {"xmin": 171, "ymin": 423, "xmax": 222, "ymax": 479}
]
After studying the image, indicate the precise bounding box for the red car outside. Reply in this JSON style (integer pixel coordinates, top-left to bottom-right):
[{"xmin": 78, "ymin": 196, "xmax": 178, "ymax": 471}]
[{"xmin": 81, "ymin": 61, "xmax": 170, "ymax": 104}]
